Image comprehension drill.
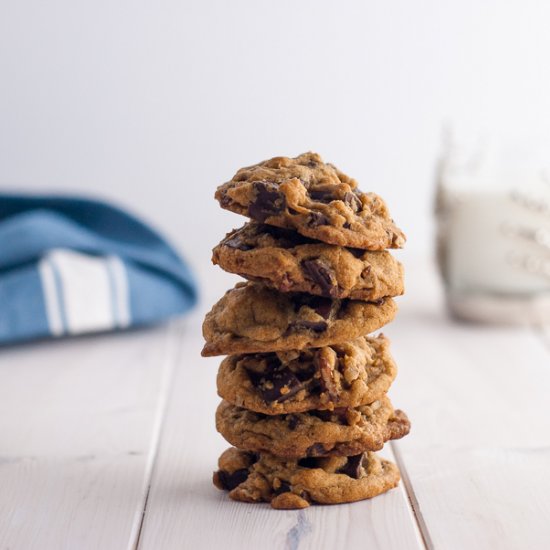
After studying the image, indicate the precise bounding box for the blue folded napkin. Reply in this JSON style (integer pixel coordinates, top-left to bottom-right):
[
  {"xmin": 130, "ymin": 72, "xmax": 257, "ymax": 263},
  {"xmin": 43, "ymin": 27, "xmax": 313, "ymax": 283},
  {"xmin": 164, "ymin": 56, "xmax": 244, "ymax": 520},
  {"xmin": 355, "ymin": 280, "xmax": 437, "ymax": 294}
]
[{"xmin": 0, "ymin": 194, "xmax": 198, "ymax": 345}]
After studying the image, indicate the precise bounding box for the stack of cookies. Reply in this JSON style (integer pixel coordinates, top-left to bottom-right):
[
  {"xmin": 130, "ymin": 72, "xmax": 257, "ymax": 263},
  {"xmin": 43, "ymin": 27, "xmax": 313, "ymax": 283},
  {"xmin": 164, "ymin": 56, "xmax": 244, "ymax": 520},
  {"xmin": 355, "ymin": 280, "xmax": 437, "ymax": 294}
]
[{"xmin": 202, "ymin": 152, "xmax": 410, "ymax": 509}]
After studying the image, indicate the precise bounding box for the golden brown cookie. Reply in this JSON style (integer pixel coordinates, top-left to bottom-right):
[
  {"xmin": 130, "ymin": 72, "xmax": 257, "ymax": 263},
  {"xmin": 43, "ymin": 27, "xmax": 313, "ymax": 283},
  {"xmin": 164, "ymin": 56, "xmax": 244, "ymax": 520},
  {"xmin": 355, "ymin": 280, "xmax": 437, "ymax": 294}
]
[
  {"xmin": 216, "ymin": 335, "xmax": 397, "ymax": 414},
  {"xmin": 201, "ymin": 282, "xmax": 397, "ymax": 356},
  {"xmin": 212, "ymin": 222, "xmax": 404, "ymax": 300},
  {"xmin": 215, "ymin": 397, "xmax": 410, "ymax": 458},
  {"xmin": 215, "ymin": 152, "xmax": 406, "ymax": 250},
  {"xmin": 213, "ymin": 447, "xmax": 400, "ymax": 509}
]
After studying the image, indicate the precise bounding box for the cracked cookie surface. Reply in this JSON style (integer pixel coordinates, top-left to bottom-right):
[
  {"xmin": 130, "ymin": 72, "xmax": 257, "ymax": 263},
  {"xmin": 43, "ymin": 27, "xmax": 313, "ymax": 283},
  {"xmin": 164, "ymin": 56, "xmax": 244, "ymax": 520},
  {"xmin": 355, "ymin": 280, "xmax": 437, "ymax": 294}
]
[
  {"xmin": 217, "ymin": 335, "xmax": 397, "ymax": 414},
  {"xmin": 202, "ymin": 282, "xmax": 397, "ymax": 356},
  {"xmin": 213, "ymin": 222, "xmax": 404, "ymax": 300},
  {"xmin": 215, "ymin": 152, "xmax": 406, "ymax": 250},
  {"xmin": 213, "ymin": 447, "xmax": 400, "ymax": 509},
  {"xmin": 215, "ymin": 396, "xmax": 410, "ymax": 458}
]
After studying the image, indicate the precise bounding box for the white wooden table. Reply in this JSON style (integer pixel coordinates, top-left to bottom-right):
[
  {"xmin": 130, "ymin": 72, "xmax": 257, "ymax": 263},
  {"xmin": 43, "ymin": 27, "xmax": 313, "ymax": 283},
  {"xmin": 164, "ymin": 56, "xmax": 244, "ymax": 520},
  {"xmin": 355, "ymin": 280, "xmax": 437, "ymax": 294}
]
[{"xmin": 1, "ymin": 258, "xmax": 549, "ymax": 550}]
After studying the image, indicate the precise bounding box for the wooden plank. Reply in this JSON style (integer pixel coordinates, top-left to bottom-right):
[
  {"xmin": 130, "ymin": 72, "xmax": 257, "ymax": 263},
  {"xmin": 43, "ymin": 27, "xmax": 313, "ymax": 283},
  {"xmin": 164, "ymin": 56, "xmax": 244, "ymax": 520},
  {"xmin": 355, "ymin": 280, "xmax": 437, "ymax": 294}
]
[
  {"xmin": 137, "ymin": 267, "xmax": 424, "ymax": 550},
  {"xmin": 387, "ymin": 258, "xmax": 550, "ymax": 550},
  {"xmin": 0, "ymin": 325, "xmax": 177, "ymax": 550}
]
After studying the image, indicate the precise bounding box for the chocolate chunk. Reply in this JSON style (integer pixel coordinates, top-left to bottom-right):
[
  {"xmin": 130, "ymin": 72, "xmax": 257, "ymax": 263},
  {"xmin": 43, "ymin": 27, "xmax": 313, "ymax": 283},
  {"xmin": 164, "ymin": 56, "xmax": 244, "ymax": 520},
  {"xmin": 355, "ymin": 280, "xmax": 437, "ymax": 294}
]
[
  {"xmin": 294, "ymin": 363, "xmax": 317, "ymax": 382},
  {"xmin": 307, "ymin": 211, "xmax": 330, "ymax": 227},
  {"xmin": 344, "ymin": 192, "xmax": 362, "ymax": 212},
  {"xmin": 301, "ymin": 259, "xmax": 337, "ymax": 297},
  {"xmin": 292, "ymin": 320, "xmax": 328, "ymax": 333},
  {"xmin": 314, "ymin": 350, "xmax": 338, "ymax": 400},
  {"xmin": 217, "ymin": 468, "xmax": 249, "ymax": 490},
  {"xmin": 337, "ymin": 454, "xmax": 365, "ymax": 479},
  {"xmin": 306, "ymin": 443, "xmax": 328, "ymax": 456},
  {"xmin": 298, "ymin": 456, "xmax": 320, "ymax": 468},
  {"xmin": 311, "ymin": 296, "xmax": 333, "ymax": 319},
  {"xmin": 248, "ymin": 366, "xmax": 305, "ymax": 403},
  {"xmin": 349, "ymin": 248, "xmax": 365, "ymax": 259},
  {"xmin": 287, "ymin": 415, "xmax": 300, "ymax": 430},
  {"xmin": 248, "ymin": 181, "xmax": 286, "ymax": 222},
  {"xmin": 309, "ymin": 189, "xmax": 336, "ymax": 203},
  {"xmin": 274, "ymin": 480, "xmax": 292, "ymax": 495}
]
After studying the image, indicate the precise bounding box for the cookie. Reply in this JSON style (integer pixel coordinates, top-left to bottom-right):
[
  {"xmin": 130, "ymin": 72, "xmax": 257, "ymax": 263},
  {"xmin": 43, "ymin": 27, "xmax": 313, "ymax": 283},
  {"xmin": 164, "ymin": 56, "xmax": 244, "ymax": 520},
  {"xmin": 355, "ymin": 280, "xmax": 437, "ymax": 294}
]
[
  {"xmin": 213, "ymin": 447, "xmax": 400, "ymax": 509},
  {"xmin": 215, "ymin": 152, "xmax": 406, "ymax": 250},
  {"xmin": 215, "ymin": 396, "xmax": 410, "ymax": 458},
  {"xmin": 212, "ymin": 222, "xmax": 404, "ymax": 300},
  {"xmin": 201, "ymin": 282, "xmax": 397, "ymax": 356},
  {"xmin": 217, "ymin": 335, "xmax": 397, "ymax": 414}
]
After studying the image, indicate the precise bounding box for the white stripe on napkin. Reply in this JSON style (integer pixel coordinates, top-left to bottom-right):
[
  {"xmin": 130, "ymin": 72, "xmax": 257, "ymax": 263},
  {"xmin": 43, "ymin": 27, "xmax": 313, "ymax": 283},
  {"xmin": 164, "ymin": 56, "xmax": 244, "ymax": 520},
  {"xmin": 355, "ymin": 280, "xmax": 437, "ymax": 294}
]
[
  {"xmin": 37, "ymin": 248, "xmax": 131, "ymax": 335},
  {"xmin": 48, "ymin": 249, "xmax": 113, "ymax": 334},
  {"xmin": 106, "ymin": 255, "xmax": 131, "ymax": 329},
  {"xmin": 38, "ymin": 257, "xmax": 65, "ymax": 336}
]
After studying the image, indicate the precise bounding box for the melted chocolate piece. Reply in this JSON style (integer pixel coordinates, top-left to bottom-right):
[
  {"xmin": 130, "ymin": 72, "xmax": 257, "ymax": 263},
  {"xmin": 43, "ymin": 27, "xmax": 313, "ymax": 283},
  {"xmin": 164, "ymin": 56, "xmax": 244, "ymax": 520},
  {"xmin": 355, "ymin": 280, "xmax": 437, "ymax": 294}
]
[
  {"xmin": 344, "ymin": 192, "xmax": 362, "ymax": 212},
  {"xmin": 298, "ymin": 456, "xmax": 320, "ymax": 468},
  {"xmin": 248, "ymin": 181, "xmax": 286, "ymax": 222},
  {"xmin": 315, "ymin": 351, "xmax": 338, "ymax": 400},
  {"xmin": 248, "ymin": 366, "xmax": 305, "ymax": 403},
  {"xmin": 337, "ymin": 454, "xmax": 365, "ymax": 479},
  {"xmin": 217, "ymin": 468, "xmax": 249, "ymax": 490},
  {"xmin": 307, "ymin": 211, "xmax": 330, "ymax": 227},
  {"xmin": 301, "ymin": 259, "xmax": 337, "ymax": 297}
]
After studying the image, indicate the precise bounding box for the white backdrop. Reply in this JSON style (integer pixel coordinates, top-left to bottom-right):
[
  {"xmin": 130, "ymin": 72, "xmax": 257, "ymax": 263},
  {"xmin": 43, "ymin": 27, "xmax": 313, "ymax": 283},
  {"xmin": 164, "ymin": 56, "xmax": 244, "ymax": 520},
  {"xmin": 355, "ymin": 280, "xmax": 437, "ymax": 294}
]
[{"xmin": 2, "ymin": 0, "xmax": 550, "ymax": 267}]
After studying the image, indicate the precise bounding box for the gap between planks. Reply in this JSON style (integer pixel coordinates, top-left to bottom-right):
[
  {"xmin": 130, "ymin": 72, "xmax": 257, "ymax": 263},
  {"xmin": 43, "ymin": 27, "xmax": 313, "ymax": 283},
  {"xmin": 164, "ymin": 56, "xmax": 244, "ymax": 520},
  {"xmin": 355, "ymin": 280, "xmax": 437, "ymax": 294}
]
[
  {"xmin": 391, "ymin": 441, "xmax": 433, "ymax": 550},
  {"xmin": 127, "ymin": 321, "xmax": 183, "ymax": 550}
]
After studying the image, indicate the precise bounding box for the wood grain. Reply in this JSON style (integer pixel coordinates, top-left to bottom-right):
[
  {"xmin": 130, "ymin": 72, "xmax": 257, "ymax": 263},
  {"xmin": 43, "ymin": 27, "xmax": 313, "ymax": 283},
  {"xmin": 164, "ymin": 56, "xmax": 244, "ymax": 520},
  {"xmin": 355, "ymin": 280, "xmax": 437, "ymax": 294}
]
[
  {"xmin": 0, "ymin": 325, "xmax": 177, "ymax": 550},
  {"xmin": 387, "ymin": 259, "xmax": 550, "ymax": 550}
]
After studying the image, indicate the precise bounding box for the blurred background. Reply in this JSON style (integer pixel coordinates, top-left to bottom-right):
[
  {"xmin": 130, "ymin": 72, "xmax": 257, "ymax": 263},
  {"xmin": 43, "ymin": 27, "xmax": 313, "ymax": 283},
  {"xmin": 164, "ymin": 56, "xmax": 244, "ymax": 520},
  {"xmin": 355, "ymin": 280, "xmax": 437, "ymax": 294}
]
[{"xmin": 2, "ymin": 0, "xmax": 550, "ymax": 272}]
